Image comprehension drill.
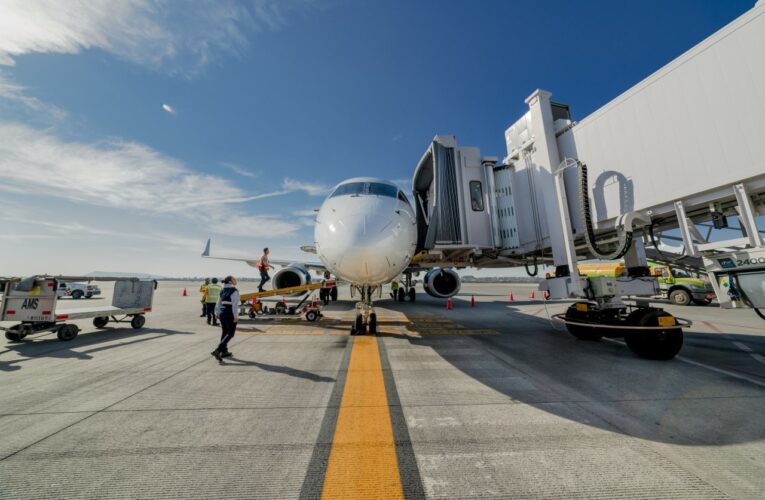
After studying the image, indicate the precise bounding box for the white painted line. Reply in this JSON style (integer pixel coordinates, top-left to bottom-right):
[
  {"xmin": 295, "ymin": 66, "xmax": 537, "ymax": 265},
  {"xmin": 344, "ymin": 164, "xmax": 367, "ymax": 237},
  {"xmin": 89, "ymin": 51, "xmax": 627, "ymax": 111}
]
[
  {"xmin": 604, "ymin": 338, "xmax": 765, "ymax": 389},
  {"xmin": 732, "ymin": 341, "xmax": 753, "ymax": 352}
]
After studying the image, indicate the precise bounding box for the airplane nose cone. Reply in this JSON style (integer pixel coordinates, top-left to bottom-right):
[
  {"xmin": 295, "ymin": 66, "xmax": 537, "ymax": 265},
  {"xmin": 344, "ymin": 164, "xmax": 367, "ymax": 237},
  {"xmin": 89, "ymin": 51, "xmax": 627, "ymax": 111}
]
[{"xmin": 318, "ymin": 214, "xmax": 400, "ymax": 283}]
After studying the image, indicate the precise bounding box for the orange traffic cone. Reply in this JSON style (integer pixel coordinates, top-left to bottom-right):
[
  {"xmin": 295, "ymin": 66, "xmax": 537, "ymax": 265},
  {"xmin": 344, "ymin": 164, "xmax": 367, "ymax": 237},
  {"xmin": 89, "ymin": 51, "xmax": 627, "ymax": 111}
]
[
  {"xmin": 470, "ymin": 296, "xmax": 476, "ymax": 307},
  {"xmin": 529, "ymin": 291, "xmax": 536, "ymax": 299},
  {"xmin": 182, "ymin": 288, "xmax": 187, "ymax": 297},
  {"xmin": 508, "ymin": 292, "xmax": 514, "ymax": 301},
  {"xmin": 446, "ymin": 298, "xmax": 453, "ymax": 310}
]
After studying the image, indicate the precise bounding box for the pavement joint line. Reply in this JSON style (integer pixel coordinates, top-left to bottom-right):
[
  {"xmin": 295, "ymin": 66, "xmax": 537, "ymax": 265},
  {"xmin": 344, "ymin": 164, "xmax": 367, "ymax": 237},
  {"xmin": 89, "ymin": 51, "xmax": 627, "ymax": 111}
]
[
  {"xmin": 604, "ymin": 338, "xmax": 765, "ymax": 388},
  {"xmin": 0, "ymin": 333, "xmax": 253, "ymax": 462}
]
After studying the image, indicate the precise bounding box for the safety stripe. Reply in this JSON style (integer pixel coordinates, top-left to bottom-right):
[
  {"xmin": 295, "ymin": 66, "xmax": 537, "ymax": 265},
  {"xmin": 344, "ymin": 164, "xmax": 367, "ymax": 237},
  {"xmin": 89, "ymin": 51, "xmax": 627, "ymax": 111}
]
[{"xmin": 321, "ymin": 335, "xmax": 403, "ymax": 499}]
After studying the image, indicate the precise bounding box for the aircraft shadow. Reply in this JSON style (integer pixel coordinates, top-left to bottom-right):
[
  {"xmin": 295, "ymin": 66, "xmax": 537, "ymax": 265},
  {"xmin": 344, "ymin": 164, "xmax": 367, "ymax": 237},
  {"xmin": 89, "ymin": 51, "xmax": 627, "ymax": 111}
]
[{"xmin": 381, "ymin": 294, "xmax": 765, "ymax": 447}]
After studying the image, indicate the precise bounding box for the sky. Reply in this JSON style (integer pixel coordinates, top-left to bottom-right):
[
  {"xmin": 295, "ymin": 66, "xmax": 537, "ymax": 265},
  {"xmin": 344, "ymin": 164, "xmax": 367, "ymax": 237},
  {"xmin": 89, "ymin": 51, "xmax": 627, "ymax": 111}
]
[{"xmin": 0, "ymin": 0, "xmax": 757, "ymax": 278}]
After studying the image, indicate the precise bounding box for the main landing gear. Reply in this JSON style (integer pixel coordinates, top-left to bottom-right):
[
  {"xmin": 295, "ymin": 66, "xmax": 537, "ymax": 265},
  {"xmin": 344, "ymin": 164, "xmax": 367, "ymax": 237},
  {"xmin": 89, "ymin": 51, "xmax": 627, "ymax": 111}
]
[
  {"xmin": 351, "ymin": 285, "xmax": 380, "ymax": 335},
  {"xmin": 396, "ymin": 271, "xmax": 416, "ymax": 302},
  {"xmin": 558, "ymin": 302, "xmax": 689, "ymax": 360}
]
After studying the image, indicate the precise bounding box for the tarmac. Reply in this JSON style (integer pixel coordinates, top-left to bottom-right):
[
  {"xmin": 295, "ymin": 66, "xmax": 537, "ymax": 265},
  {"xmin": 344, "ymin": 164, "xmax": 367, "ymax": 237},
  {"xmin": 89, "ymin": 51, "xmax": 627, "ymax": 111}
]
[{"xmin": 1, "ymin": 281, "xmax": 764, "ymax": 499}]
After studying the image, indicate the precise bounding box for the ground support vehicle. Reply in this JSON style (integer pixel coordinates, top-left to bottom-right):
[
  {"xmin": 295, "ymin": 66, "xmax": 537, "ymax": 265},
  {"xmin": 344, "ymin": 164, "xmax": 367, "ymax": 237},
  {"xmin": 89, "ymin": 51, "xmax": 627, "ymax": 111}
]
[
  {"xmin": 57, "ymin": 281, "xmax": 102, "ymax": 300},
  {"xmin": 1, "ymin": 276, "xmax": 156, "ymax": 342},
  {"xmin": 238, "ymin": 280, "xmax": 337, "ymax": 322}
]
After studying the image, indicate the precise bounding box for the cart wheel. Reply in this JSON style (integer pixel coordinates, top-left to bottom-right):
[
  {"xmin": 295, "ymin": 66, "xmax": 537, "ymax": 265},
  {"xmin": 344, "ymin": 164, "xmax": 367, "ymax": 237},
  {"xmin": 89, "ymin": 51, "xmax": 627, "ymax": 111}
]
[
  {"xmin": 72, "ymin": 290, "xmax": 84, "ymax": 300},
  {"xmin": 93, "ymin": 317, "xmax": 109, "ymax": 329},
  {"xmin": 57, "ymin": 324, "xmax": 79, "ymax": 341},
  {"xmin": 130, "ymin": 315, "xmax": 146, "ymax": 329},
  {"xmin": 248, "ymin": 310, "xmax": 256, "ymax": 319},
  {"xmin": 305, "ymin": 310, "xmax": 319, "ymax": 322},
  {"xmin": 5, "ymin": 330, "xmax": 25, "ymax": 342}
]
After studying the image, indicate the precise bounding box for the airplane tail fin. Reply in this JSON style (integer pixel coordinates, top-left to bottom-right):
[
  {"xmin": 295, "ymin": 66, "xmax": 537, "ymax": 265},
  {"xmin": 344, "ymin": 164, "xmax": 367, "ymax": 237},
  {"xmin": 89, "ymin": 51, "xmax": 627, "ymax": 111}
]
[{"xmin": 202, "ymin": 238, "xmax": 211, "ymax": 257}]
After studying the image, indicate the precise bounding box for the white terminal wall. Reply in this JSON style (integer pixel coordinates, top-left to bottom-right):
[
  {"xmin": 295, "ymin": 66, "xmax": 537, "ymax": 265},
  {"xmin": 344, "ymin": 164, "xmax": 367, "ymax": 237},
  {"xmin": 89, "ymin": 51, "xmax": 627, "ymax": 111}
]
[{"xmin": 505, "ymin": 2, "xmax": 765, "ymax": 255}]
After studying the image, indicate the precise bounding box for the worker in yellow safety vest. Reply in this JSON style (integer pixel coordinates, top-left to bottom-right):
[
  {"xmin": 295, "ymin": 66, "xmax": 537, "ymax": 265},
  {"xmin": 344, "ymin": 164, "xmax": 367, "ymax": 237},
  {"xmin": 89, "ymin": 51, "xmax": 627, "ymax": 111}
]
[
  {"xmin": 199, "ymin": 278, "xmax": 210, "ymax": 317},
  {"xmin": 205, "ymin": 278, "xmax": 222, "ymax": 326},
  {"xmin": 390, "ymin": 280, "xmax": 400, "ymax": 300}
]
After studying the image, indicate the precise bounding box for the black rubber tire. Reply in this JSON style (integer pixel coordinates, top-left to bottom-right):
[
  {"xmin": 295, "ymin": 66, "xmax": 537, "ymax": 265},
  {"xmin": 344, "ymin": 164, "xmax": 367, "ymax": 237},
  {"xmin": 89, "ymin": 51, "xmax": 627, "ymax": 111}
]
[
  {"xmin": 624, "ymin": 309, "xmax": 683, "ymax": 360},
  {"xmin": 130, "ymin": 315, "xmax": 146, "ymax": 329},
  {"xmin": 330, "ymin": 287, "xmax": 338, "ymax": 301},
  {"xmin": 669, "ymin": 289, "xmax": 691, "ymax": 306},
  {"xmin": 320, "ymin": 289, "xmax": 328, "ymax": 305},
  {"xmin": 692, "ymin": 298, "xmax": 712, "ymax": 306},
  {"xmin": 305, "ymin": 310, "xmax": 319, "ymax": 322},
  {"xmin": 93, "ymin": 317, "xmax": 109, "ymax": 329},
  {"xmin": 5, "ymin": 331, "xmax": 24, "ymax": 342},
  {"xmin": 86, "ymin": 294, "xmax": 93, "ymax": 299},
  {"xmin": 57, "ymin": 324, "xmax": 79, "ymax": 341},
  {"xmin": 397, "ymin": 288, "xmax": 405, "ymax": 302},
  {"xmin": 248, "ymin": 310, "xmax": 256, "ymax": 319},
  {"xmin": 368, "ymin": 313, "xmax": 377, "ymax": 334},
  {"xmin": 408, "ymin": 288, "xmax": 416, "ymax": 302},
  {"xmin": 352, "ymin": 314, "xmax": 365, "ymax": 335},
  {"xmin": 565, "ymin": 303, "xmax": 603, "ymax": 341},
  {"xmin": 71, "ymin": 290, "xmax": 84, "ymax": 300}
]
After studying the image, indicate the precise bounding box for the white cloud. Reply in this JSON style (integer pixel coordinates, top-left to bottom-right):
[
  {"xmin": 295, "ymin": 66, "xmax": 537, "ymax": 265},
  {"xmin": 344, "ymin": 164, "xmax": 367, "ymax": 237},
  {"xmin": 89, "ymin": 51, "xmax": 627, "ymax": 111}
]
[
  {"xmin": 0, "ymin": 122, "xmax": 302, "ymax": 238},
  {"xmin": 0, "ymin": 0, "xmax": 312, "ymax": 76},
  {"xmin": 0, "ymin": 72, "xmax": 66, "ymax": 119},
  {"xmin": 282, "ymin": 178, "xmax": 331, "ymax": 196},
  {"xmin": 220, "ymin": 161, "xmax": 258, "ymax": 179},
  {"xmin": 162, "ymin": 103, "xmax": 175, "ymax": 114}
]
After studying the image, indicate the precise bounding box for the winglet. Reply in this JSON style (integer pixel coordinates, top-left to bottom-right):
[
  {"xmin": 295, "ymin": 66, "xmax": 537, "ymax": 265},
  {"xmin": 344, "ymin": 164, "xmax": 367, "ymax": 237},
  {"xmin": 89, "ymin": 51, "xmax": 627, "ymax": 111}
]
[{"xmin": 202, "ymin": 238, "xmax": 211, "ymax": 257}]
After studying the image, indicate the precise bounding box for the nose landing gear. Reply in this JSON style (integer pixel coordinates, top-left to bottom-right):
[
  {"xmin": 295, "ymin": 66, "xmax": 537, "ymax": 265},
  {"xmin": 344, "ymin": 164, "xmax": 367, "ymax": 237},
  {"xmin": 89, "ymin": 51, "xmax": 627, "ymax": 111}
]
[{"xmin": 351, "ymin": 285, "xmax": 380, "ymax": 335}]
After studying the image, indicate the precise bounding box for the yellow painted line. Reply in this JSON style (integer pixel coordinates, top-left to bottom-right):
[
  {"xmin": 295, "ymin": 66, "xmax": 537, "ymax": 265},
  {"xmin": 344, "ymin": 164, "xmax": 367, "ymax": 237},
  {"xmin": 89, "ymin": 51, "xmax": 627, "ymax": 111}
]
[{"xmin": 322, "ymin": 336, "xmax": 403, "ymax": 500}]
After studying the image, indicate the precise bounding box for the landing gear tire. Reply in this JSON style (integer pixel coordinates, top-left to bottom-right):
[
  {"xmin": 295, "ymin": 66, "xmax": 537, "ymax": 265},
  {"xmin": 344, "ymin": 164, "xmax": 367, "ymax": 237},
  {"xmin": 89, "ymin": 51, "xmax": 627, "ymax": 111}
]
[
  {"xmin": 669, "ymin": 289, "xmax": 691, "ymax": 306},
  {"xmin": 330, "ymin": 287, "xmax": 338, "ymax": 301},
  {"xmin": 5, "ymin": 330, "xmax": 25, "ymax": 342},
  {"xmin": 93, "ymin": 317, "xmax": 109, "ymax": 329},
  {"xmin": 407, "ymin": 288, "xmax": 416, "ymax": 302},
  {"xmin": 397, "ymin": 288, "xmax": 405, "ymax": 302},
  {"xmin": 352, "ymin": 314, "xmax": 365, "ymax": 335},
  {"xmin": 368, "ymin": 313, "xmax": 377, "ymax": 334},
  {"xmin": 624, "ymin": 309, "xmax": 683, "ymax": 360},
  {"xmin": 564, "ymin": 303, "xmax": 603, "ymax": 341},
  {"xmin": 57, "ymin": 324, "xmax": 79, "ymax": 341},
  {"xmin": 130, "ymin": 315, "xmax": 146, "ymax": 329}
]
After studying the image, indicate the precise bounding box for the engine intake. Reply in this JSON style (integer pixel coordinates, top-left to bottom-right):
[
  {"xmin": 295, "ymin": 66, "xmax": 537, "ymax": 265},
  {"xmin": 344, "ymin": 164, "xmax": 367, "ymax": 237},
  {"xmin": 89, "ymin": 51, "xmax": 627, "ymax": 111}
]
[
  {"xmin": 272, "ymin": 265, "xmax": 312, "ymax": 294},
  {"xmin": 423, "ymin": 268, "xmax": 461, "ymax": 298}
]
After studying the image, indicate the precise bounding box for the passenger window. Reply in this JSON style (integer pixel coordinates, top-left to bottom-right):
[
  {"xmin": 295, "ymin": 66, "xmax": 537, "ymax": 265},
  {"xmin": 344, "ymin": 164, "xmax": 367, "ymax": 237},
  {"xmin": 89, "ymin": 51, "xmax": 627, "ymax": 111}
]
[{"xmin": 469, "ymin": 181, "xmax": 484, "ymax": 211}]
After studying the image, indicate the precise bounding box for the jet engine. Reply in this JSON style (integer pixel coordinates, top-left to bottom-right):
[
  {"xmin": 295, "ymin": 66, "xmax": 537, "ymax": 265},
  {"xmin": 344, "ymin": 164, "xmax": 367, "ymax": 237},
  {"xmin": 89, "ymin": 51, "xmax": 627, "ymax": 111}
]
[
  {"xmin": 423, "ymin": 268, "xmax": 461, "ymax": 298},
  {"xmin": 272, "ymin": 265, "xmax": 312, "ymax": 294}
]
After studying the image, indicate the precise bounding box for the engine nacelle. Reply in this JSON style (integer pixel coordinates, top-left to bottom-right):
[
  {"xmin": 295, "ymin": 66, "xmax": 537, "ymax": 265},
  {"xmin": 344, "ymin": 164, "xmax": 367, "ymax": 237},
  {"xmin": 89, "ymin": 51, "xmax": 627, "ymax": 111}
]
[
  {"xmin": 423, "ymin": 268, "xmax": 461, "ymax": 298},
  {"xmin": 272, "ymin": 265, "xmax": 312, "ymax": 294}
]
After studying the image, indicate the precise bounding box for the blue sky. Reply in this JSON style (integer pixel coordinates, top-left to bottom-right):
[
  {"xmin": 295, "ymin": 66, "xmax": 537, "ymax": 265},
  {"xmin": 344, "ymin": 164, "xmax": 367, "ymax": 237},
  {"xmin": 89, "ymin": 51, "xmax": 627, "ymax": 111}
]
[{"xmin": 0, "ymin": 0, "xmax": 756, "ymax": 277}]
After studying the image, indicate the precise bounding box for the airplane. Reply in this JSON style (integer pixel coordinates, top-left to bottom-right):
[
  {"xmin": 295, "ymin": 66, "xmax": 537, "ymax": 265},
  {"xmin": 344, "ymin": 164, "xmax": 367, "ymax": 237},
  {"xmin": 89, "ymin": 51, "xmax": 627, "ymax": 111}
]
[{"xmin": 202, "ymin": 176, "xmax": 463, "ymax": 334}]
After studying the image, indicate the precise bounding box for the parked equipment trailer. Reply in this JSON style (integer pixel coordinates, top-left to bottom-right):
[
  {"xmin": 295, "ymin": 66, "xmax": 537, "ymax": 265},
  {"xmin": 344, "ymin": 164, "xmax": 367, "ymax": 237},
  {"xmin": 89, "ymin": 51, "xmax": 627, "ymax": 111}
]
[{"xmin": 1, "ymin": 276, "xmax": 156, "ymax": 342}]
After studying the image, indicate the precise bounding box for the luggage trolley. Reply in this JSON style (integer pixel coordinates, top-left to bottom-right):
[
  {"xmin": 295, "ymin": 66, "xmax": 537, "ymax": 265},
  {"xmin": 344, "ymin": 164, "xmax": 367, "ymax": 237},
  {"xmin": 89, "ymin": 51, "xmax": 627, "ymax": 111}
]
[{"xmin": 0, "ymin": 276, "xmax": 156, "ymax": 342}]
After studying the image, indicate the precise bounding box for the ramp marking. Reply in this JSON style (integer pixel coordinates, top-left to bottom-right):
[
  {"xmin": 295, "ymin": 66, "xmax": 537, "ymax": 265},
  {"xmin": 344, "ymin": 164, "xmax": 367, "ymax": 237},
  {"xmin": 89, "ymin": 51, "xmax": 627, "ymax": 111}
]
[{"xmin": 321, "ymin": 335, "xmax": 404, "ymax": 499}]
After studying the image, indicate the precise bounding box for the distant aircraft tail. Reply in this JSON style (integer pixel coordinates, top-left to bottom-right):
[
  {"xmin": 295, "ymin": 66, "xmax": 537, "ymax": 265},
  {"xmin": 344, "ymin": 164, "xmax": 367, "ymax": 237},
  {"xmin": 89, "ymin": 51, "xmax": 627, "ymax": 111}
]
[{"xmin": 202, "ymin": 238, "xmax": 211, "ymax": 257}]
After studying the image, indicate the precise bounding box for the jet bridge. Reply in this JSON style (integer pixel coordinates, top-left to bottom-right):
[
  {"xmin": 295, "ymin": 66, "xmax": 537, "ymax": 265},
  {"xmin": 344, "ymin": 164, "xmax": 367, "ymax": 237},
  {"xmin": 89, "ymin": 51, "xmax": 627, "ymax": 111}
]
[{"xmin": 412, "ymin": 1, "xmax": 765, "ymax": 358}]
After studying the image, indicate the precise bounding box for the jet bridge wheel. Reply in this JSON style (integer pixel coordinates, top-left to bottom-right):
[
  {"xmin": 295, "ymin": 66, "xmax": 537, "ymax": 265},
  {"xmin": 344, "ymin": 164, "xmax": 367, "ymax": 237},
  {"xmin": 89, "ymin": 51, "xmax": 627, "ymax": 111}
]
[
  {"xmin": 624, "ymin": 309, "xmax": 683, "ymax": 360},
  {"xmin": 564, "ymin": 303, "xmax": 604, "ymax": 341}
]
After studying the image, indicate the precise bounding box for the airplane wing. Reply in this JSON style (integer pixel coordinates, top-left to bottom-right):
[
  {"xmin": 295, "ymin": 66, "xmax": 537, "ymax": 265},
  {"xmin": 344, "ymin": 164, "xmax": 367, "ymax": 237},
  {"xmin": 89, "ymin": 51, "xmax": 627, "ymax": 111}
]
[{"xmin": 201, "ymin": 239, "xmax": 327, "ymax": 271}]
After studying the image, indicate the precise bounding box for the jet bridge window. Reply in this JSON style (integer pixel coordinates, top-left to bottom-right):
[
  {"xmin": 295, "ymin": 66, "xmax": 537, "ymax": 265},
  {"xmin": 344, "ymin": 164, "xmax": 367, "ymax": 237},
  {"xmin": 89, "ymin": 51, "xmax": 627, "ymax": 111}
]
[{"xmin": 469, "ymin": 181, "xmax": 484, "ymax": 211}]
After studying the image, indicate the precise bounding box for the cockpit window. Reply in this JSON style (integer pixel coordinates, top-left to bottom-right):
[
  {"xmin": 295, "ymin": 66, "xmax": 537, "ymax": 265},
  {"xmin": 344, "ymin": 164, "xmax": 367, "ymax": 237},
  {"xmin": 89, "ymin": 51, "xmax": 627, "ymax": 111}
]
[
  {"xmin": 330, "ymin": 182, "xmax": 398, "ymax": 199},
  {"xmin": 397, "ymin": 191, "xmax": 412, "ymax": 206}
]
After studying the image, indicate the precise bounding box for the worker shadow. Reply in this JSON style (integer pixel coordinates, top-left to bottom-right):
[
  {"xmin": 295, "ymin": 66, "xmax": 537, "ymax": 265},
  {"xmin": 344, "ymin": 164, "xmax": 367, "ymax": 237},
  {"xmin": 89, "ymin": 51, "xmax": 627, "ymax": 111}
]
[
  {"xmin": 388, "ymin": 294, "xmax": 765, "ymax": 447},
  {"xmin": 0, "ymin": 327, "xmax": 191, "ymax": 372},
  {"xmin": 219, "ymin": 357, "xmax": 335, "ymax": 383}
]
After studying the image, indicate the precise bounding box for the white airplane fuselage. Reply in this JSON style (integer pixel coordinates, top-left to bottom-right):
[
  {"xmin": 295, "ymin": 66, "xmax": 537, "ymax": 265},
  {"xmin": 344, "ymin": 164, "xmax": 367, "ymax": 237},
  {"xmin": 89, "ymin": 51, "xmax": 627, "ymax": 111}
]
[{"xmin": 314, "ymin": 177, "xmax": 417, "ymax": 286}]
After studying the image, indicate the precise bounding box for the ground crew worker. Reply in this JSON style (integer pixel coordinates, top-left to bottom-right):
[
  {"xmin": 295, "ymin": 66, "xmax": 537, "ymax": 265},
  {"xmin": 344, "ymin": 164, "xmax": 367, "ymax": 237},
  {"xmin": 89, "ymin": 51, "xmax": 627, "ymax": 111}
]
[
  {"xmin": 211, "ymin": 276, "xmax": 240, "ymax": 361},
  {"xmin": 257, "ymin": 247, "xmax": 273, "ymax": 292},
  {"xmin": 390, "ymin": 280, "xmax": 400, "ymax": 299},
  {"xmin": 205, "ymin": 278, "xmax": 222, "ymax": 326},
  {"xmin": 199, "ymin": 278, "xmax": 210, "ymax": 317}
]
